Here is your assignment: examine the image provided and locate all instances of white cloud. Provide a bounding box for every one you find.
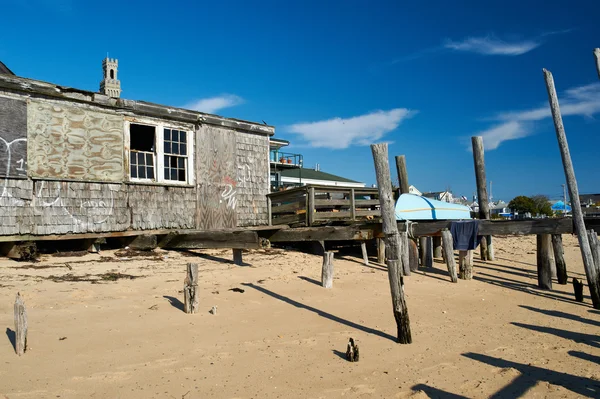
[287,109,415,149]
[476,82,600,150]
[183,94,244,114]
[444,36,540,56]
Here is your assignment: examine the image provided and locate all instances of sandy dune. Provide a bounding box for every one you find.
[1,235,599,398]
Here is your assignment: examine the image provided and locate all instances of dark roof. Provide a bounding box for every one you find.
[0,61,15,75]
[580,194,600,204]
[280,168,360,183]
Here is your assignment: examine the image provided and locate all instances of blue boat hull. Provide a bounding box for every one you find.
[395,194,472,220]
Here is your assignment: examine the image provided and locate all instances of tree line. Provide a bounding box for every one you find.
[508,195,554,217]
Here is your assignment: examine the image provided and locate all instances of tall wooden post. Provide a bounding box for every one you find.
[544,69,600,309]
[360,242,369,266]
[395,155,410,195]
[371,143,412,344]
[441,229,458,283]
[536,235,553,290]
[400,232,410,276]
[377,238,386,264]
[419,236,427,267]
[472,136,494,261]
[321,251,334,288]
[408,239,419,272]
[552,234,568,285]
[458,251,473,280]
[307,186,315,227]
[14,293,27,356]
[424,237,433,268]
[184,263,199,314]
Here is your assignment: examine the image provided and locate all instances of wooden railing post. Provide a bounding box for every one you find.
[350,188,356,220]
[308,186,315,227]
[267,196,272,226]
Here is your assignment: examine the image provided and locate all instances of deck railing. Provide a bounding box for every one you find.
[267,185,381,226]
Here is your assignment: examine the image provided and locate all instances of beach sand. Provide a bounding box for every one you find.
[1,235,599,398]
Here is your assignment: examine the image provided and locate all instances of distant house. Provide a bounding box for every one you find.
[279,168,365,188]
[580,193,600,217]
[422,190,453,203]
[269,138,302,191]
[490,201,511,218]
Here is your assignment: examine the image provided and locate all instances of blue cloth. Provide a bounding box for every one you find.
[450,220,482,251]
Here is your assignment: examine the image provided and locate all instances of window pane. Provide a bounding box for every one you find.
[180,143,187,156]
[172,129,179,141]
[138,165,145,179]
[171,156,178,167]
[178,157,184,168]
[138,152,146,165]
[165,141,171,154]
[148,166,154,179]
[164,129,171,141]
[178,168,186,181]
[172,143,179,154]
[180,132,186,144]
[164,167,170,180]
[171,169,177,181]
[130,164,137,178]
[146,153,154,166]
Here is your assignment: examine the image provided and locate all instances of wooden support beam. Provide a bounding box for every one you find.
[395,155,410,195]
[408,239,419,272]
[544,68,600,309]
[419,236,427,267]
[14,292,27,356]
[587,230,600,275]
[162,230,261,250]
[308,187,315,227]
[422,237,433,269]
[372,143,412,343]
[386,259,412,344]
[321,251,334,288]
[399,232,410,276]
[472,136,494,261]
[267,196,272,226]
[432,236,442,259]
[441,229,458,283]
[458,250,473,280]
[536,234,553,290]
[552,234,568,285]
[233,249,243,266]
[128,235,157,250]
[350,188,356,220]
[361,242,369,266]
[183,263,199,314]
[479,235,488,261]
[377,238,385,264]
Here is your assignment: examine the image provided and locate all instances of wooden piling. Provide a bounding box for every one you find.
[183,263,199,314]
[536,234,553,290]
[386,260,412,344]
[371,143,412,343]
[400,232,410,276]
[573,278,584,302]
[361,242,369,266]
[408,239,419,272]
[433,236,443,259]
[544,68,600,308]
[377,238,385,264]
[321,251,334,288]
[395,155,410,195]
[424,237,433,269]
[419,236,427,267]
[471,136,494,261]
[14,293,27,356]
[458,250,473,280]
[552,234,568,285]
[441,229,458,283]
[587,230,600,272]
[233,249,243,266]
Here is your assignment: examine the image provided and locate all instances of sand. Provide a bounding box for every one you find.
[0,235,599,398]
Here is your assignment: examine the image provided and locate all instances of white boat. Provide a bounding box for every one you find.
[395,194,472,220]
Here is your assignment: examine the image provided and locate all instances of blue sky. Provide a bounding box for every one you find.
[2,0,599,201]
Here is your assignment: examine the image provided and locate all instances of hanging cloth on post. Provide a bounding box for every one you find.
[450,220,482,251]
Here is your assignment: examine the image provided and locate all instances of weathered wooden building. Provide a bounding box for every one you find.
[0,59,273,240]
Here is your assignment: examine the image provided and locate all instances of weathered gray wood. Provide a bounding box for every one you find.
[14,292,27,355]
[424,237,433,269]
[408,239,419,272]
[360,242,369,266]
[371,144,412,343]
[594,48,600,80]
[472,136,494,261]
[441,229,458,283]
[386,260,412,344]
[399,232,411,276]
[544,68,600,309]
[267,225,374,242]
[183,263,199,314]
[536,234,553,290]
[308,187,315,227]
[419,236,427,267]
[321,251,334,288]
[233,249,243,266]
[587,231,600,283]
[552,234,568,285]
[433,236,442,259]
[163,230,261,249]
[350,188,356,220]
[267,196,272,226]
[0,97,27,178]
[573,278,584,302]
[458,250,473,280]
[377,238,385,264]
[395,155,410,195]
[128,235,157,250]
[479,235,488,261]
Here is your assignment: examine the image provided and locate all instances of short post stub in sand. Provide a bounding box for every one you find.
[360,242,369,266]
[424,237,433,269]
[536,234,553,290]
[408,239,419,272]
[14,292,28,355]
[233,249,243,266]
[433,236,443,259]
[552,234,568,285]
[184,263,199,314]
[458,250,473,280]
[441,229,458,283]
[573,278,584,302]
[419,237,427,267]
[321,251,334,288]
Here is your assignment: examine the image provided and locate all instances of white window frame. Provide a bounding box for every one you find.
[124,118,195,185]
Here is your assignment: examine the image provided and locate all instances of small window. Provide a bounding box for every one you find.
[130,124,156,180]
[110,69,115,79]
[164,128,188,182]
